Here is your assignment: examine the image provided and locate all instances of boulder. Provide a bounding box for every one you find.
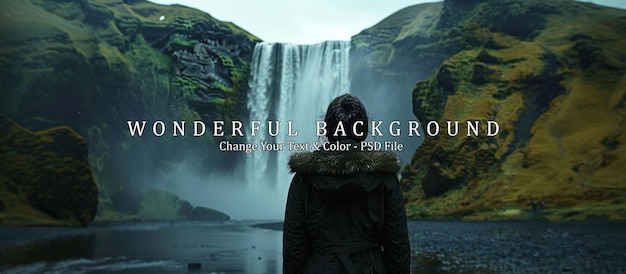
[137,189,192,220]
[0,115,98,226]
[190,206,230,221]
[135,189,229,221]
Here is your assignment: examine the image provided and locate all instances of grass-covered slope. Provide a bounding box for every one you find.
[0,0,259,221]
[356,0,626,221]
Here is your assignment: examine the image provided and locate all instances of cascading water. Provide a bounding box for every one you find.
[246,41,350,218]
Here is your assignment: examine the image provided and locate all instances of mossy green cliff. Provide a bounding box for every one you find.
[3,0,625,224]
[355,0,626,221]
[0,0,259,222]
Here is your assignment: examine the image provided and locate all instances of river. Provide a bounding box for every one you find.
[1,220,624,273]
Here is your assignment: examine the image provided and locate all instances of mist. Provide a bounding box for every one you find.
[109,132,290,220]
[107,40,351,220]
[106,38,424,221]
[351,74,425,164]
[155,157,290,220]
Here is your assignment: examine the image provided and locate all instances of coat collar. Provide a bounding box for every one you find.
[288,145,401,176]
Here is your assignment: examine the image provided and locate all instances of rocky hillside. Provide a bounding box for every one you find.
[355,0,626,221]
[0,0,259,221]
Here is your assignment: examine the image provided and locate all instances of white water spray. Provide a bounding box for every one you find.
[246,41,351,219]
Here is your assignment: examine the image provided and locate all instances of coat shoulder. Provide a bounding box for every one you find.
[288,150,401,176]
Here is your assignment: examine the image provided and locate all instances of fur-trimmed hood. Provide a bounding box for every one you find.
[288,149,401,176]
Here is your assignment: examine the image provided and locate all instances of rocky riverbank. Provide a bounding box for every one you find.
[254,219,626,273]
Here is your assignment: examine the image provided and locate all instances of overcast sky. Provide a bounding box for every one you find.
[148,0,626,44]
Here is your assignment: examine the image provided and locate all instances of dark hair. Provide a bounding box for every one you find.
[324,94,368,142]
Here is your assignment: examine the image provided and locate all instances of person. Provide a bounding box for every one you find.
[283,94,411,274]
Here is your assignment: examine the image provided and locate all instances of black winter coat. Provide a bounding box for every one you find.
[283,147,410,274]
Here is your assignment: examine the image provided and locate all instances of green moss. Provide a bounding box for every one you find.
[392,0,626,221]
[0,115,98,226]
[211,98,225,105]
[173,76,204,98]
[219,55,234,67]
[167,34,195,50]
[214,82,233,93]
[1,0,259,222]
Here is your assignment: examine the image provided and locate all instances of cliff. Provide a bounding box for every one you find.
[0,0,259,221]
[354,0,626,220]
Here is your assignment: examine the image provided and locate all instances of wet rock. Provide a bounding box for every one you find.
[187,262,201,269]
[137,189,196,221]
[190,206,230,221]
[178,200,194,218]
[209,252,221,261]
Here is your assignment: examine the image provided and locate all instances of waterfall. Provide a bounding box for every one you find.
[246,41,350,216]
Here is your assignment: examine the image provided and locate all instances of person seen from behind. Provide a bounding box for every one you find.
[283,94,411,273]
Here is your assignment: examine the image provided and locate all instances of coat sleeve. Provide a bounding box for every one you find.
[283,173,310,274]
[382,174,411,273]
